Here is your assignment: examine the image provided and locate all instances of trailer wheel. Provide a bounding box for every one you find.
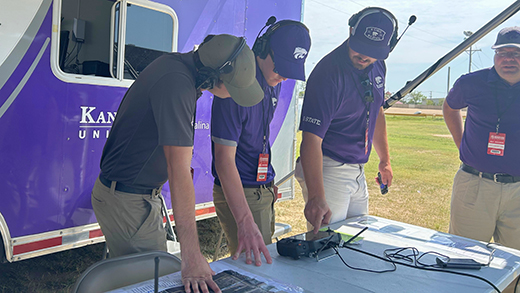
[0,234,6,263]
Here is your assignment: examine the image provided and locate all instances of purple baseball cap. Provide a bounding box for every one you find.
[491,27,520,49]
[349,9,396,60]
[269,22,311,81]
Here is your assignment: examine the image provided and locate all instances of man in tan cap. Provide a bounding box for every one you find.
[91,34,262,293]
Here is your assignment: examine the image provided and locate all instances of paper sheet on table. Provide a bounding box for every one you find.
[108,261,303,293]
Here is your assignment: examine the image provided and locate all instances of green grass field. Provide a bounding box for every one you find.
[276,115,460,237]
[0,115,461,292]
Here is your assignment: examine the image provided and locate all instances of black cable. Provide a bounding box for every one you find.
[485,243,498,267]
[514,274,519,293]
[64,41,78,66]
[332,246,397,273]
[75,42,83,65]
[341,245,501,293]
[384,247,447,268]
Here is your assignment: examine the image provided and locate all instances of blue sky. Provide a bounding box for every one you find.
[303,0,519,99]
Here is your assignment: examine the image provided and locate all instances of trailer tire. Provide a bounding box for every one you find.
[0,234,6,263]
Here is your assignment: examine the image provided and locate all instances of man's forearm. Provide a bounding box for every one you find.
[442,100,463,149]
[373,107,390,164]
[300,132,325,201]
[214,151,253,224]
[169,170,202,258]
[163,145,202,258]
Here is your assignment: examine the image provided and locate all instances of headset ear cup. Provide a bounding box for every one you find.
[259,38,269,59]
[389,33,398,52]
[196,66,219,90]
[348,13,359,28]
[389,22,399,52]
[252,37,262,56]
[253,36,268,59]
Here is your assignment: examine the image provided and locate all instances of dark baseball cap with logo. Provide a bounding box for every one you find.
[491,27,520,49]
[269,22,311,81]
[349,9,396,60]
[198,34,263,107]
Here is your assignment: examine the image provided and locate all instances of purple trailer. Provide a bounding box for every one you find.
[0,0,302,262]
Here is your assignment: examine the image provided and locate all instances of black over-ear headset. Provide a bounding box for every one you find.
[348,7,399,52]
[252,16,309,59]
[194,35,247,90]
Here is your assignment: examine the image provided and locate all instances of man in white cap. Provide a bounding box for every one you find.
[443,27,520,250]
[91,34,263,293]
[296,7,397,233]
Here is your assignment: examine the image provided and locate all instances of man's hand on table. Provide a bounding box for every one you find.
[304,197,332,234]
[181,252,221,293]
[234,216,273,266]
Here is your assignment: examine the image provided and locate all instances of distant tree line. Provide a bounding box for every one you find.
[300,86,445,106]
[385,90,444,106]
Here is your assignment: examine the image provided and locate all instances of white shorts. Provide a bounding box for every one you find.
[295,156,368,228]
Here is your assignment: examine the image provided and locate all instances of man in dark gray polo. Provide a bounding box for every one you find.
[92,34,263,293]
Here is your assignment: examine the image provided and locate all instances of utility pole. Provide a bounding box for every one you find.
[447,66,451,95]
[463,31,481,73]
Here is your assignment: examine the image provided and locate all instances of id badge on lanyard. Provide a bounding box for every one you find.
[488,89,515,157]
[257,96,271,181]
[256,153,269,181]
[487,132,505,156]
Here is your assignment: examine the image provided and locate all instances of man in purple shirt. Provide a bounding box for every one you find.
[211,20,311,265]
[296,7,396,233]
[443,27,520,250]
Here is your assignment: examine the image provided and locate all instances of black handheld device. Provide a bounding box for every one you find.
[277,230,341,260]
[436,257,483,270]
[377,172,388,195]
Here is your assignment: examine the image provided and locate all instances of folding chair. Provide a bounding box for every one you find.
[72,250,182,293]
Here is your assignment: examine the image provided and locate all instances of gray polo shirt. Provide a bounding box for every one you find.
[100,52,201,189]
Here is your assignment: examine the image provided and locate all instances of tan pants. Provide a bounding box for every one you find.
[91,178,167,257]
[213,184,275,255]
[449,168,520,250]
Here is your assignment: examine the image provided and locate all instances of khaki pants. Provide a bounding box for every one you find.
[449,168,520,250]
[213,184,275,255]
[91,178,167,257]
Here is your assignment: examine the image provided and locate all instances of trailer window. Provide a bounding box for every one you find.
[58,0,113,77]
[112,2,177,80]
[54,0,177,85]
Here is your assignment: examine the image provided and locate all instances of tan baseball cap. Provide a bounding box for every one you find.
[198,34,263,107]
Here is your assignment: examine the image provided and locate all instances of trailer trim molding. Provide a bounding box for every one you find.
[1,203,215,262]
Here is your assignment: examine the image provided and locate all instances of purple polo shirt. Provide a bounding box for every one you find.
[446,67,520,176]
[211,65,281,186]
[299,40,386,164]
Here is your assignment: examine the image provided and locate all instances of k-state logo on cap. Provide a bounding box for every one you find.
[364,27,386,42]
[293,47,308,59]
